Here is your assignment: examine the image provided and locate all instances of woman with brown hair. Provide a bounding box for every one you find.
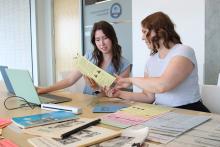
[105,12,209,112]
[38,21,131,95]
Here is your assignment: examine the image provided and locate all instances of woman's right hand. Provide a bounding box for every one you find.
[115,75,132,89]
[103,86,121,98]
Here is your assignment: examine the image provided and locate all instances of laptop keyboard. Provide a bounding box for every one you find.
[39,96,57,103]
[39,93,71,104]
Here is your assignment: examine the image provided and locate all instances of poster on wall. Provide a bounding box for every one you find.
[83,0,132,63]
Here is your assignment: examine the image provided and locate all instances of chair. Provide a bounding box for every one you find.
[217,73,220,86]
[200,84,220,114]
[60,71,85,93]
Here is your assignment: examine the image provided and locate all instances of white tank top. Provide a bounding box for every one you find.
[145,44,201,107]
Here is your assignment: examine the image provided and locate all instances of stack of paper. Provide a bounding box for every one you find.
[73,54,116,87]
[135,112,211,144]
[101,104,172,128]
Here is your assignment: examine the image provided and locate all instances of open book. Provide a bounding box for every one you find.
[23,118,101,138]
[73,54,116,87]
[28,126,120,147]
[91,126,149,147]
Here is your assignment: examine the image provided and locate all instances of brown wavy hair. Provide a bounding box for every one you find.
[91,21,122,72]
[141,12,182,55]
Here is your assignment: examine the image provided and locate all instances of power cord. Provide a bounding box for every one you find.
[4,95,37,110]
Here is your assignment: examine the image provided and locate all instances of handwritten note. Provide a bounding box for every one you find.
[73,54,116,87]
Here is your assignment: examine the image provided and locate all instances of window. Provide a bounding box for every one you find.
[0,0,33,80]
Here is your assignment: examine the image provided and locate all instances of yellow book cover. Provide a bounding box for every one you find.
[73,54,116,87]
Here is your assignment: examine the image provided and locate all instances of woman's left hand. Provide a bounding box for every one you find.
[115,75,132,89]
[83,76,99,90]
[103,86,120,98]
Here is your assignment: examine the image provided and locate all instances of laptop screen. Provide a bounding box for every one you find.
[0,66,15,94]
[5,69,41,105]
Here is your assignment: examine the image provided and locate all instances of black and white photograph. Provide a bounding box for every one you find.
[53,128,101,145]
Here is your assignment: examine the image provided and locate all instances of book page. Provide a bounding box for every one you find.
[73,54,116,87]
[0,139,18,147]
[23,118,99,138]
[28,126,120,147]
[91,126,149,147]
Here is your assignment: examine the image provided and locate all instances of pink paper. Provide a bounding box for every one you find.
[102,111,149,126]
[0,118,12,128]
[0,118,11,124]
[0,139,18,147]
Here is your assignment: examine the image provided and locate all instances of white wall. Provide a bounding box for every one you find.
[32,0,83,87]
[31,0,55,86]
[132,0,205,92]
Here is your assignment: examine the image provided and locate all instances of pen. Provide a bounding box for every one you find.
[132,143,141,147]
[61,118,101,139]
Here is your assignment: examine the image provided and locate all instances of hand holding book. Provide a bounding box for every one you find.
[83,76,100,90]
[73,54,116,87]
[114,74,132,89]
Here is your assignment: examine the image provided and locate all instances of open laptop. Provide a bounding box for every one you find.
[5,68,72,105]
[0,65,15,94]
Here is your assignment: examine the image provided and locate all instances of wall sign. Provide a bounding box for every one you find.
[110,3,122,18]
